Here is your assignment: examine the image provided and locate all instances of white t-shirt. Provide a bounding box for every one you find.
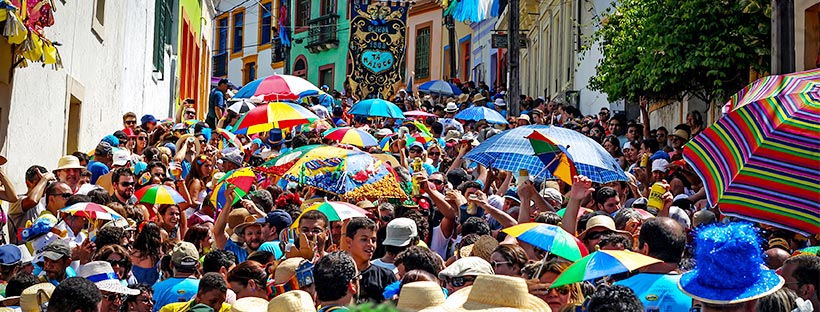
[371,258,398,274]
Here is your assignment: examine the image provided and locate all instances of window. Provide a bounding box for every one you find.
[293,55,307,78]
[319,64,334,90]
[231,9,245,57]
[216,14,228,54]
[152,0,172,75]
[259,1,273,50]
[296,0,310,27]
[242,55,259,84]
[65,76,84,154]
[91,0,106,39]
[415,27,430,79]
[321,0,335,16]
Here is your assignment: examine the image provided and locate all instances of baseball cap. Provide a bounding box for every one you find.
[409,142,424,151]
[112,149,130,166]
[95,141,113,156]
[41,239,71,261]
[171,241,200,268]
[383,218,418,247]
[141,114,158,124]
[220,148,243,167]
[256,210,293,231]
[113,131,128,143]
[652,158,669,172]
[0,245,21,266]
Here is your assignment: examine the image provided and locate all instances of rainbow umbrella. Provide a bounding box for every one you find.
[209,168,257,210]
[234,74,320,102]
[550,250,662,288]
[323,127,379,147]
[214,128,243,149]
[60,203,122,220]
[135,184,186,205]
[793,246,820,256]
[683,68,820,236]
[527,130,577,185]
[209,181,248,210]
[502,223,588,261]
[291,201,369,228]
[235,102,319,134]
[282,146,406,199]
[256,145,323,176]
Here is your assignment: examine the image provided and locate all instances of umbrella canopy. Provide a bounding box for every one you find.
[550,250,662,288]
[465,125,627,183]
[227,99,255,114]
[214,128,243,149]
[234,74,320,101]
[291,201,369,228]
[135,184,186,205]
[298,89,335,107]
[454,106,508,124]
[502,223,588,261]
[527,131,578,185]
[348,99,406,119]
[323,127,380,147]
[282,146,406,199]
[234,102,319,134]
[684,68,820,236]
[209,167,257,210]
[257,145,323,176]
[60,203,122,220]
[418,80,462,96]
[404,110,438,118]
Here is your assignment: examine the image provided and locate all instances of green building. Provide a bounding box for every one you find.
[289,1,350,91]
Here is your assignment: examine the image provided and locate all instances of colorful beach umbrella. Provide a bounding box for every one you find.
[227,99,255,114]
[793,246,820,256]
[234,74,320,102]
[454,106,508,124]
[527,131,577,185]
[348,99,406,119]
[257,145,323,176]
[209,167,257,210]
[235,102,319,134]
[550,250,662,288]
[502,223,588,261]
[322,127,380,147]
[683,68,820,236]
[214,128,243,149]
[291,201,369,228]
[135,184,186,205]
[404,110,438,118]
[418,80,462,96]
[60,203,122,220]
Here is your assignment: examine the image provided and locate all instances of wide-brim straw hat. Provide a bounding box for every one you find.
[577,215,631,240]
[231,296,270,312]
[267,290,316,312]
[274,257,306,284]
[397,281,446,311]
[19,283,54,312]
[54,155,84,171]
[423,275,549,312]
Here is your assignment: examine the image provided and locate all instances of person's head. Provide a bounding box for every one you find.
[298,210,328,242]
[602,135,621,156]
[227,260,267,299]
[184,223,213,254]
[598,107,610,121]
[41,240,72,282]
[763,247,791,269]
[217,78,230,92]
[313,251,358,305]
[257,210,293,242]
[124,284,153,312]
[656,126,669,144]
[598,232,634,251]
[123,112,138,130]
[24,165,48,188]
[753,288,797,312]
[45,181,72,210]
[394,246,444,278]
[383,217,419,256]
[133,221,162,258]
[686,111,703,128]
[112,167,136,199]
[490,244,528,277]
[594,186,620,214]
[458,181,482,198]
[586,285,643,312]
[637,217,686,263]
[607,118,623,135]
[781,255,820,302]
[4,272,38,305]
[47,277,102,312]
[627,123,643,141]
[92,245,131,281]
[202,249,237,279]
[94,142,114,167]
[198,272,228,310]
[158,204,181,228]
[345,217,377,263]
[438,257,493,293]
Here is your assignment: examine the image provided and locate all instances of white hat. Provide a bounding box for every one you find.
[517,114,530,123]
[54,155,84,171]
[377,128,393,137]
[78,261,139,295]
[17,245,33,264]
[438,257,494,279]
[652,158,669,172]
[445,102,459,113]
[112,149,131,166]
[396,281,446,311]
[494,98,507,107]
[383,218,418,247]
[539,188,563,204]
[622,141,633,150]
[232,297,269,312]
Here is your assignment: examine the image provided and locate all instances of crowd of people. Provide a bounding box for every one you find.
[0,79,815,312]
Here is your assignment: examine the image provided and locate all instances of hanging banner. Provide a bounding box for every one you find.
[348,2,408,100]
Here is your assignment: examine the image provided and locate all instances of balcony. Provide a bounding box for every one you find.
[212,52,228,77]
[306,14,339,53]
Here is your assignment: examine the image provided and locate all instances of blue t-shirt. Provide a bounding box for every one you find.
[258,240,284,260]
[87,161,109,184]
[224,239,248,263]
[613,273,691,312]
[152,277,199,312]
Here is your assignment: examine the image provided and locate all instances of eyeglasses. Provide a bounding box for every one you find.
[491,260,511,269]
[429,179,444,185]
[107,259,128,267]
[118,181,135,187]
[137,136,147,141]
[443,276,475,288]
[50,192,72,199]
[429,152,441,156]
[586,230,612,241]
[125,120,137,125]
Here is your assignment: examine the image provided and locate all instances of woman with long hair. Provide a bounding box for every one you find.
[227,261,269,299]
[602,135,625,169]
[157,204,187,240]
[129,221,162,285]
[522,260,585,312]
[185,154,213,208]
[133,129,148,155]
[94,244,136,285]
[183,223,213,257]
[490,244,529,277]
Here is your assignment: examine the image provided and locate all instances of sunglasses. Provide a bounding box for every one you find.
[550,284,571,295]
[586,230,612,241]
[409,148,423,153]
[443,276,475,288]
[118,181,135,187]
[429,179,444,185]
[429,152,441,156]
[107,259,128,267]
[125,120,137,125]
[185,111,196,115]
[105,293,125,302]
[137,136,147,141]
[50,192,72,199]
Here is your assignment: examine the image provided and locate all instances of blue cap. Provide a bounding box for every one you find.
[503,189,521,203]
[252,138,263,147]
[0,244,21,265]
[256,210,293,231]
[164,142,176,155]
[141,114,158,124]
[101,135,120,147]
[649,150,670,161]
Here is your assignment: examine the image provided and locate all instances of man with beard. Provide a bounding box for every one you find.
[213,189,263,263]
[255,210,293,259]
[111,167,137,206]
[38,239,75,285]
[53,155,85,194]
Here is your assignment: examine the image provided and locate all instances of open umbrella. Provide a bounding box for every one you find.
[550,250,662,288]
[214,128,243,149]
[418,80,462,96]
[234,102,319,134]
[323,127,380,147]
[502,223,588,262]
[256,145,323,176]
[684,68,820,236]
[209,168,257,210]
[454,106,508,124]
[291,201,369,228]
[466,125,627,183]
[135,184,186,205]
[527,131,577,185]
[349,99,406,119]
[404,110,437,118]
[60,203,122,220]
[227,99,255,114]
[234,74,320,102]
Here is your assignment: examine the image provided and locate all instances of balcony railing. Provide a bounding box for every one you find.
[306,14,339,53]
[212,52,228,77]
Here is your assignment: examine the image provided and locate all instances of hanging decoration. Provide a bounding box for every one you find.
[0,0,62,69]
[441,0,500,23]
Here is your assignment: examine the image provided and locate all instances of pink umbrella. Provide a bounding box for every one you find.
[234,74,320,102]
[404,110,437,118]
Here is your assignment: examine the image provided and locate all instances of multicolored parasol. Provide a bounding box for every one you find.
[209,167,257,210]
[683,68,820,236]
[348,99,406,119]
[550,250,662,288]
[135,184,186,205]
[527,130,577,185]
[234,74,320,102]
[60,203,122,220]
[404,110,438,118]
[234,102,320,134]
[502,223,588,261]
[256,145,323,176]
[322,127,380,147]
[214,128,243,149]
[291,201,369,228]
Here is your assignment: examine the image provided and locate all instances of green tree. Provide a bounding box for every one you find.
[589,0,770,104]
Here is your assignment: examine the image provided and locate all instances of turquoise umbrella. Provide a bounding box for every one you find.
[349,99,405,119]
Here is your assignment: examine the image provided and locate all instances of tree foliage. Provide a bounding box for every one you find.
[589,0,771,104]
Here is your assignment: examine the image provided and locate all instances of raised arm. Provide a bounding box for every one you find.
[418,172,456,238]
[213,184,236,249]
[19,171,54,211]
[471,190,517,228]
[561,176,594,235]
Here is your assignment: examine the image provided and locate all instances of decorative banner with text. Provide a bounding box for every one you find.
[348,2,408,100]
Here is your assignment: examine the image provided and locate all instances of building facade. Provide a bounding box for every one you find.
[469,17,500,90]
[406,0,444,90]
[288,0,350,91]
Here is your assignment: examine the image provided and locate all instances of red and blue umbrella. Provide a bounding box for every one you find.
[527,131,577,185]
[550,250,662,288]
[233,74,320,102]
[135,184,186,205]
[323,127,380,147]
[234,102,319,134]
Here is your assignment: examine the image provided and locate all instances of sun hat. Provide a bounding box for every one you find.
[494,98,507,107]
[112,149,131,167]
[443,130,462,142]
[54,155,84,171]
[356,200,376,210]
[463,235,498,262]
[227,208,251,236]
[383,218,418,247]
[189,303,215,312]
[267,290,316,312]
[437,274,550,312]
[472,94,487,103]
[377,128,394,137]
[577,215,631,240]
[622,141,633,151]
[517,114,530,124]
[438,257,494,279]
[78,261,140,295]
[0,244,21,266]
[678,222,784,304]
[233,215,262,237]
[445,102,459,113]
[274,257,307,285]
[231,297,269,312]
[41,239,70,261]
[693,210,717,228]
[669,129,690,141]
[220,147,244,167]
[175,134,201,156]
[652,158,669,172]
[206,172,226,190]
[503,189,521,204]
[396,281,446,311]
[457,94,469,103]
[19,283,54,312]
[539,188,563,204]
[170,241,200,269]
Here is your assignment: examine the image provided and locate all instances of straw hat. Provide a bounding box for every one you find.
[274,257,306,284]
[78,261,140,295]
[19,283,54,312]
[468,235,498,262]
[472,94,486,103]
[231,297,269,312]
[457,94,469,104]
[233,215,262,237]
[431,275,550,312]
[267,290,316,312]
[54,155,84,171]
[175,134,202,156]
[227,208,252,236]
[577,215,631,240]
[396,281,446,311]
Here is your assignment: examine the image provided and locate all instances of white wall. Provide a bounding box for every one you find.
[470,18,498,89]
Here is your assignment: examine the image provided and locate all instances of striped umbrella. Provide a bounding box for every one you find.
[214,128,243,149]
[404,110,437,118]
[550,250,662,288]
[135,184,186,205]
[234,102,319,134]
[527,131,577,185]
[683,68,820,236]
[257,145,323,176]
[502,223,588,261]
[60,203,122,220]
[454,106,508,124]
[323,127,379,147]
[234,74,320,102]
[290,201,369,228]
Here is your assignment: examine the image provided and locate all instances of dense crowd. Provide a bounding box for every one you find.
[0,79,815,312]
